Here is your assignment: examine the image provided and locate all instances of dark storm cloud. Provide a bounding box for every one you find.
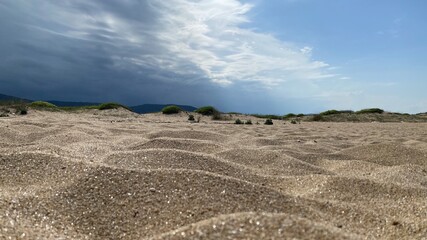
[0,0,213,105]
[0,0,333,112]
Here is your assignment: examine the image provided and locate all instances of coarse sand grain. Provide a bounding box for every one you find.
[1,110,426,239]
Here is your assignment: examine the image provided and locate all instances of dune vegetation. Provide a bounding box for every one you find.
[1,102,427,239]
[161,105,182,114]
[194,106,219,116]
[30,101,58,109]
[2,99,427,122]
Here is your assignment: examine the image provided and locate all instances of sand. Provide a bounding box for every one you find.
[0,109,426,239]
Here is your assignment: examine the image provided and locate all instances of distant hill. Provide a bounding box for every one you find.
[47,101,198,113]
[46,100,101,107]
[0,93,198,114]
[130,104,197,114]
[48,101,197,113]
[0,93,31,102]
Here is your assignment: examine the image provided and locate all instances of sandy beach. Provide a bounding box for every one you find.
[1,109,426,239]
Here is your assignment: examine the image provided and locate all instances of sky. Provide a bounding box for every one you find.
[1,0,426,114]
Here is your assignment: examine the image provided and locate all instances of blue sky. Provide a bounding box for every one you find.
[1,0,426,113]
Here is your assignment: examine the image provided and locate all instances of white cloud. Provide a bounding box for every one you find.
[6,0,335,87]
[300,46,312,55]
[150,0,334,86]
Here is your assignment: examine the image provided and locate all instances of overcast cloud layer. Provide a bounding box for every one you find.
[0,0,339,113]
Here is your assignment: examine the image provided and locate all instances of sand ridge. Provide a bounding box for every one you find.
[1,109,426,239]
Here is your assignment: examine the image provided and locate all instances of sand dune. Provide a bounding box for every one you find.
[1,110,426,239]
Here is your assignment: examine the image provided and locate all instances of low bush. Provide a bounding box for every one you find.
[338,110,354,114]
[320,110,354,115]
[297,114,305,117]
[283,113,296,119]
[195,106,218,116]
[245,120,252,125]
[0,102,28,115]
[264,119,273,125]
[290,120,297,124]
[356,108,384,114]
[320,110,340,115]
[235,119,243,124]
[161,105,182,114]
[188,114,195,121]
[30,101,57,109]
[98,102,131,111]
[16,106,28,115]
[211,112,231,121]
[253,114,282,120]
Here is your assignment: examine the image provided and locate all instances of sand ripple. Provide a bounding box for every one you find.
[1,111,426,239]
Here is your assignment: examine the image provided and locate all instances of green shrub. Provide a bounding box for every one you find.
[245,120,252,125]
[211,112,231,121]
[320,110,339,115]
[30,101,57,109]
[264,119,273,125]
[283,113,296,119]
[235,119,243,124]
[312,114,323,122]
[98,102,131,111]
[297,114,305,117]
[356,108,384,114]
[16,106,28,115]
[188,114,195,121]
[161,105,182,114]
[338,110,354,114]
[290,120,297,124]
[195,106,218,116]
[320,110,355,115]
[253,114,282,120]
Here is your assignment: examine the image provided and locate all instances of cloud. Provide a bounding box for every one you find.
[0,0,335,110]
[149,0,334,86]
[377,17,403,38]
